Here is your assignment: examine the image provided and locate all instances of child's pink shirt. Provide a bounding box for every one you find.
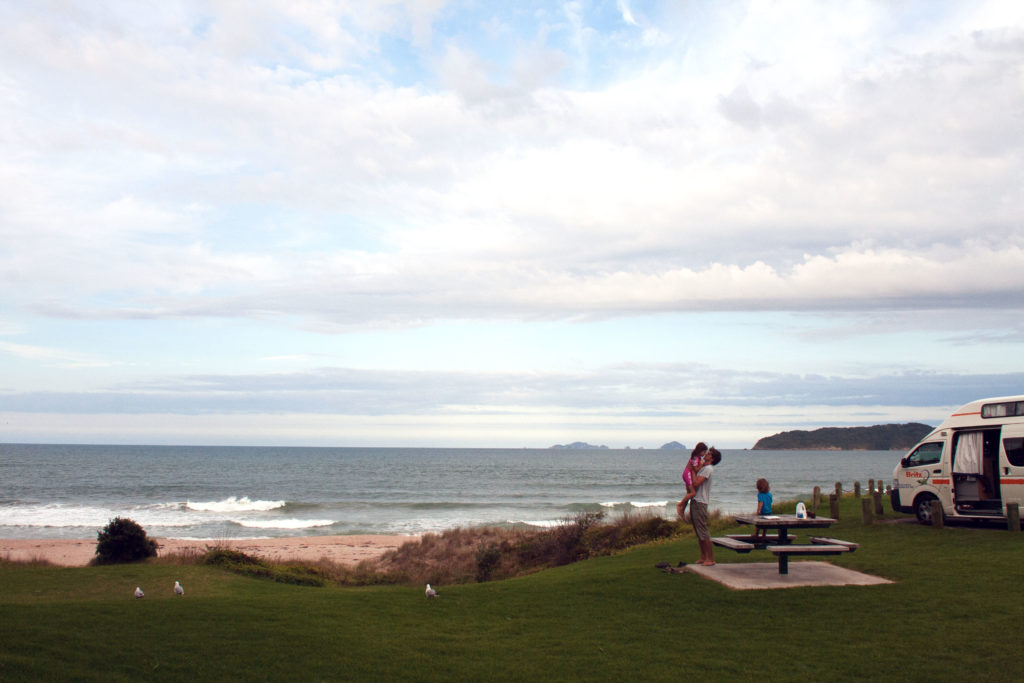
[682,454,702,486]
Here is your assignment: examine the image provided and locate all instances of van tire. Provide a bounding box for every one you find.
[914,494,939,524]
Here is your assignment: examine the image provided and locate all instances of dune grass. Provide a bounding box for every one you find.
[2,495,1024,680]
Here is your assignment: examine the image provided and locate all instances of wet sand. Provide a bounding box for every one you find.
[0,535,416,567]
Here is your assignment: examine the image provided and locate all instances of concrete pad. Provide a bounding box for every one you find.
[683,561,893,590]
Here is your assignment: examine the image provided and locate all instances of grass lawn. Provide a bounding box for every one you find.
[3,496,1023,681]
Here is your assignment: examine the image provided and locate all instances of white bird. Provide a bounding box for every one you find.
[174,581,184,596]
[425,583,438,598]
[134,586,144,599]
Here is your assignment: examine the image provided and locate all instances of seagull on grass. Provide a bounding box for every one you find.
[425,583,438,598]
[134,587,144,599]
[174,581,184,596]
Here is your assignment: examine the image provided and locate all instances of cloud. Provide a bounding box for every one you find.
[0,341,108,368]
[3,363,1021,417]
[22,240,1022,329]
[3,3,1020,285]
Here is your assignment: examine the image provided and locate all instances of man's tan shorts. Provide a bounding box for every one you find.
[690,501,709,540]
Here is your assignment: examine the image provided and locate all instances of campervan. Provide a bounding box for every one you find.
[891,395,1024,524]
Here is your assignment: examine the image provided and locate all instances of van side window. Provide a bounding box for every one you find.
[1005,438,1024,467]
[905,442,943,467]
[982,401,1024,418]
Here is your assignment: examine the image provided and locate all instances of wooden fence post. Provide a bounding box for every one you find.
[872,490,883,515]
[868,478,875,493]
[829,493,840,520]
[861,498,873,525]
[1007,503,1020,532]
[835,482,842,497]
[854,481,861,497]
[812,486,821,511]
[930,499,944,528]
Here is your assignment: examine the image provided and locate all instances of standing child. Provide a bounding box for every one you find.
[676,442,708,518]
[755,478,773,539]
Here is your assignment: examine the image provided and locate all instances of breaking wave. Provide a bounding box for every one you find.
[186,497,286,513]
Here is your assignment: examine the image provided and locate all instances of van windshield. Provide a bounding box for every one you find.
[905,442,943,467]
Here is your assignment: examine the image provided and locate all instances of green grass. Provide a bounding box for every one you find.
[3,496,1024,681]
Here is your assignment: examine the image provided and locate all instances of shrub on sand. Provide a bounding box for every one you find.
[93,517,158,565]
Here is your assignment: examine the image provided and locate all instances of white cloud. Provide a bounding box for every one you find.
[0,341,107,368]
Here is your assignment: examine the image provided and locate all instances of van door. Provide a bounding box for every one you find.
[896,440,946,521]
[999,425,1024,513]
[952,428,1002,514]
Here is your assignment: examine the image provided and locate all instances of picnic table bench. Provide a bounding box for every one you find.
[767,543,854,574]
[711,537,755,552]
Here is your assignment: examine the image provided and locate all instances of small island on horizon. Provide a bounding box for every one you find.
[549,441,688,450]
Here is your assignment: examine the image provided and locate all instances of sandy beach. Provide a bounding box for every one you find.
[0,535,417,567]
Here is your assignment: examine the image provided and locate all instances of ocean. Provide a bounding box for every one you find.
[0,444,900,540]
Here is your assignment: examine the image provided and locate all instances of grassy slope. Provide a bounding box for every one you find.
[3,498,1024,681]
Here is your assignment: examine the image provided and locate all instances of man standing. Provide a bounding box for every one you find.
[691,447,722,566]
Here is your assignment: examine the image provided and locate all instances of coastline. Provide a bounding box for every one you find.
[0,535,417,567]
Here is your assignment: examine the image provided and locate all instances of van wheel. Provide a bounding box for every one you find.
[914,494,939,524]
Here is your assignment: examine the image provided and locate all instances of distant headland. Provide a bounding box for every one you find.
[752,423,933,450]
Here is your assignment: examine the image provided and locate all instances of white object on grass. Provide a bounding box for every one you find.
[134,586,144,599]
[425,583,438,598]
[174,581,184,596]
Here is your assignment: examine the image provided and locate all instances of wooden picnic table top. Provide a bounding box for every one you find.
[732,514,836,529]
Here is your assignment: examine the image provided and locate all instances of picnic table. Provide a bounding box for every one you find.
[712,514,857,574]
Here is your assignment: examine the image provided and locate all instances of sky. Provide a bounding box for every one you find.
[1,0,1023,449]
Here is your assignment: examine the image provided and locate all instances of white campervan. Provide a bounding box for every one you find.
[891,395,1024,524]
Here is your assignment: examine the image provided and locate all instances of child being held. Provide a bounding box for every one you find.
[755,478,773,538]
[676,442,708,518]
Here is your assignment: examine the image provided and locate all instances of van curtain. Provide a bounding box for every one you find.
[954,432,983,474]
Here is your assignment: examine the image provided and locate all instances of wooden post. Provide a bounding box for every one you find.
[829,493,840,520]
[812,486,821,511]
[1007,503,1020,532]
[868,478,875,493]
[854,481,861,497]
[872,490,883,515]
[930,499,944,528]
[835,482,842,497]
[877,479,885,494]
[861,497,873,524]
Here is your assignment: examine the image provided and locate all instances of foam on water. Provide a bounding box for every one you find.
[230,518,336,529]
[1,502,197,529]
[186,497,286,512]
[512,519,563,528]
[600,500,669,508]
